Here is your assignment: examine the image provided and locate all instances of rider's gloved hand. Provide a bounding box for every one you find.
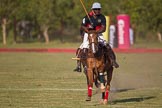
[89,24,93,29]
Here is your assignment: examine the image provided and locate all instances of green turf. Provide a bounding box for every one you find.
[0,40,162,49]
[0,52,162,108]
[0,40,81,49]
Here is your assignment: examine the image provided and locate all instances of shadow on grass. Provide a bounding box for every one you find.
[111,96,155,104]
[111,88,135,93]
[87,96,155,107]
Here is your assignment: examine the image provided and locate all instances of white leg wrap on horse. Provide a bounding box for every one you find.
[99,73,104,75]
[100,83,105,90]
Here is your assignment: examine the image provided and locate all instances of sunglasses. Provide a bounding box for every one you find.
[93,8,101,10]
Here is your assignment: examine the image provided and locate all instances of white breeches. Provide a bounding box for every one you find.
[79,33,107,49]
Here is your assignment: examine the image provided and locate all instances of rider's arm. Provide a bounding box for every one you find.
[96,15,106,33]
[81,15,92,33]
[81,25,89,33]
[96,25,106,33]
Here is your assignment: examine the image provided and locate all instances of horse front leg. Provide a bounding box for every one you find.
[86,68,93,101]
[98,72,106,104]
[103,67,113,104]
[99,72,105,92]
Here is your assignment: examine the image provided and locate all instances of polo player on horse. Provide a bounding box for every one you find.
[73,2,119,72]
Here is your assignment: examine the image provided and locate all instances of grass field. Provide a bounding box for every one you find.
[0,39,162,49]
[0,52,162,108]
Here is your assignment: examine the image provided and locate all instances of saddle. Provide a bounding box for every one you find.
[77,43,109,62]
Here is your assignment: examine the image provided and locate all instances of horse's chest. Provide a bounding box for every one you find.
[87,58,104,68]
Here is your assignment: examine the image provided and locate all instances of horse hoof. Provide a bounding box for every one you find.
[101,88,105,93]
[85,96,91,101]
[100,83,105,92]
[99,99,104,104]
[103,99,108,105]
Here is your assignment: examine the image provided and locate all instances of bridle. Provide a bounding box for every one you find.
[88,33,98,54]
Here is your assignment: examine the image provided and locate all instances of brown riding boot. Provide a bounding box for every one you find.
[105,44,119,68]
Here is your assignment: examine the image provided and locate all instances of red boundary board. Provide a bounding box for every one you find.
[0,48,162,53]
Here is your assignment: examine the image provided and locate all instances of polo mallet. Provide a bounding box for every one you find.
[79,0,93,26]
[72,0,93,60]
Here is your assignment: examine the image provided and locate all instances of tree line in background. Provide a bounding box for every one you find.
[0,0,162,45]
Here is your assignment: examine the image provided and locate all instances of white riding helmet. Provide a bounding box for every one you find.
[91,2,101,9]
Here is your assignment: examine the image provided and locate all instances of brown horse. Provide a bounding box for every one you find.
[79,31,114,104]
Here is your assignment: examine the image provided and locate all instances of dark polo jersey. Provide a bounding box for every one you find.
[81,14,106,30]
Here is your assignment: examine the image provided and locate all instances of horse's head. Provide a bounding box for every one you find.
[88,31,98,54]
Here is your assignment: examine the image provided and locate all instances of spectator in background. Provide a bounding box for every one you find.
[129,26,134,45]
[109,24,116,48]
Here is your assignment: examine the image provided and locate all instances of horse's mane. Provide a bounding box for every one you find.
[94,43,104,57]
